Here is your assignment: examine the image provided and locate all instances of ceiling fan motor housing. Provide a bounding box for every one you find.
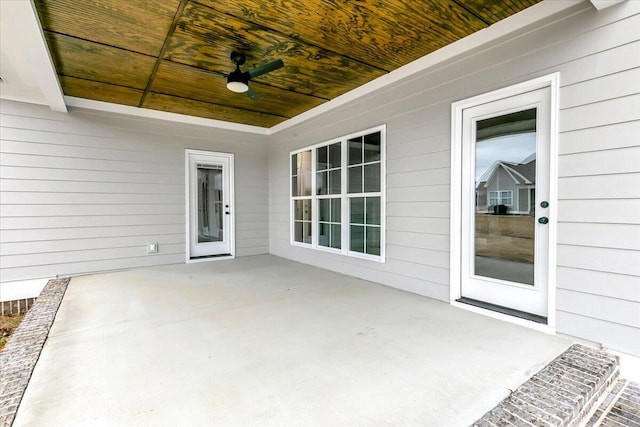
[230,51,246,66]
[227,65,250,92]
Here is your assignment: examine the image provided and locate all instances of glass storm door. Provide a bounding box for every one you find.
[187,151,233,259]
[460,87,551,319]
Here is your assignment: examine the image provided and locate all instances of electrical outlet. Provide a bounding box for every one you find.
[147,242,158,253]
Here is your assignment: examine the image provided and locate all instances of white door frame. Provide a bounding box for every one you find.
[185,149,235,262]
[449,74,559,331]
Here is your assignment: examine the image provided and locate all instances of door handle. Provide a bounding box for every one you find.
[538,217,549,224]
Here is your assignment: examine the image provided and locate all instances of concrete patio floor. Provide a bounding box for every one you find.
[13,255,572,426]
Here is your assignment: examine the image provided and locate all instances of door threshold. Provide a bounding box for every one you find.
[187,254,233,263]
[456,297,547,324]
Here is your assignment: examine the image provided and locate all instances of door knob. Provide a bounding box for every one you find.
[538,217,549,224]
[540,201,549,208]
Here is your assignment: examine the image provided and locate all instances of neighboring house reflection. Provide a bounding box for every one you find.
[476,153,536,215]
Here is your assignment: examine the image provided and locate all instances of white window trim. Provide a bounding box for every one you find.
[502,190,512,206]
[488,191,499,206]
[450,73,559,331]
[290,125,386,262]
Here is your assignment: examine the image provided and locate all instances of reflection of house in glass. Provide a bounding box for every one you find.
[476,153,535,215]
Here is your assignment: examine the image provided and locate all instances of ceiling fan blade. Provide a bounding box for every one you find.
[246,86,260,101]
[248,59,284,79]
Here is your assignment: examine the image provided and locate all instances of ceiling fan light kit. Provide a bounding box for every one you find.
[226,51,284,99]
[226,80,249,93]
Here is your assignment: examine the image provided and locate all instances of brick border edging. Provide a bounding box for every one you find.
[0,278,70,427]
[473,343,620,426]
[585,379,640,425]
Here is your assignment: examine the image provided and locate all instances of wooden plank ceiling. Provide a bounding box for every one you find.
[35,0,541,128]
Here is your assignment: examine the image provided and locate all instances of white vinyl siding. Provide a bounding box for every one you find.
[553,6,640,354]
[269,2,640,355]
[0,100,268,286]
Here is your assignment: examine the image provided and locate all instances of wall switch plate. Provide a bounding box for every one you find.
[147,242,158,253]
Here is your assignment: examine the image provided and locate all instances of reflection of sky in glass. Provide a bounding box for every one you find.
[476,133,536,181]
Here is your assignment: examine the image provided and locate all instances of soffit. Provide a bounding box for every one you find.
[34,0,542,128]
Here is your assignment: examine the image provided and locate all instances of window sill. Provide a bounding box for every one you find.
[290,241,385,263]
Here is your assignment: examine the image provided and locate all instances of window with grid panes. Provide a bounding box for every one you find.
[291,150,312,244]
[290,126,385,261]
[489,190,513,206]
[347,132,382,256]
[317,142,342,249]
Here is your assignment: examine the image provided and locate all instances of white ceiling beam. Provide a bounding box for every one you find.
[590,0,626,11]
[0,0,66,112]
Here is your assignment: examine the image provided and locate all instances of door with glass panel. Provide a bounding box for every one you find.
[187,151,233,259]
[460,87,551,320]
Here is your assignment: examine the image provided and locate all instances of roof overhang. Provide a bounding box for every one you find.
[0,0,66,112]
[1,0,601,134]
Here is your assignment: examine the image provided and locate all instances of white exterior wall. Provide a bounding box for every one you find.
[269,2,640,355]
[0,100,268,296]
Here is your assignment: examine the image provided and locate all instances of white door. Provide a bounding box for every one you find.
[459,86,551,320]
[187,150,234,259]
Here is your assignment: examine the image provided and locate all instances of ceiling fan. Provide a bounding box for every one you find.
[226,51,284,100]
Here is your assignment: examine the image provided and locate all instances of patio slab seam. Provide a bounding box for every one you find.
[0,277,70,427]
